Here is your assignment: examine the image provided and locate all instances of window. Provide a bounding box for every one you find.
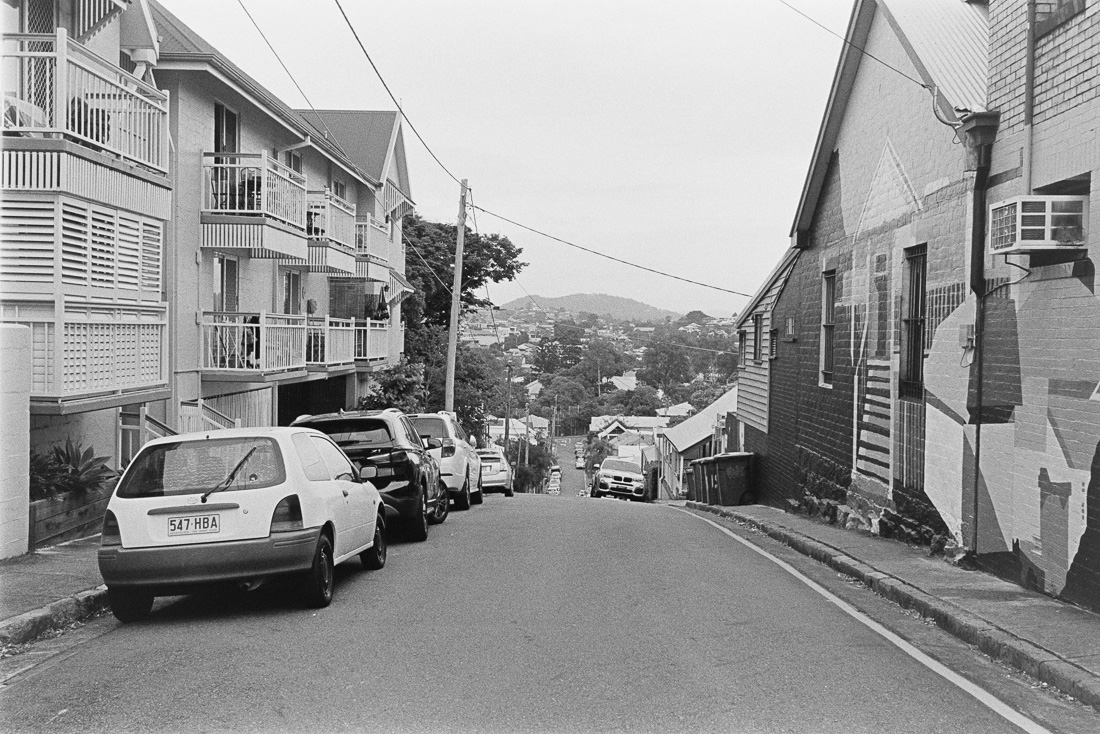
[213,103,239,154]
[820,270,836,384]
[737,331,747,367]
[752,314,763,361]
[292,433,329,481]
[332,178,347,201]
[900,245,927,400]
[213,254,238,312]
[284,150,302,174]
[282,269,302,315]
[311,436,357,481]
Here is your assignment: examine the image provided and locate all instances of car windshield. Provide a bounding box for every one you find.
[117,437,285,498]
[303,419,391,446]
[410,416,447,440]
[601,459,641,474]
[477,450,504,460]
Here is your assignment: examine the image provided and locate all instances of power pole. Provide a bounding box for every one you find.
[523,401,530,466]
[503,363,512,448]
[444,178,468,412]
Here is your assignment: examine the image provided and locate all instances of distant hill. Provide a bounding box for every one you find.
[499,293,681,323]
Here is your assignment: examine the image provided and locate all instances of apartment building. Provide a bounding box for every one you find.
[149,1,411,434]
[1,0,171,461]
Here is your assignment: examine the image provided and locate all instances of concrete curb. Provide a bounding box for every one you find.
[0,586,109,648]
[686,501,1100,711]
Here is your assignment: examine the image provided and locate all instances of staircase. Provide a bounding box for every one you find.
[855,359,891,484]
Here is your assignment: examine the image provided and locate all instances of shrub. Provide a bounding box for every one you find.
[28,439,117,501]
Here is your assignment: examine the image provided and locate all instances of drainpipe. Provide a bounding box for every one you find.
[1022,0,1036,193]
[959,111,1000,554]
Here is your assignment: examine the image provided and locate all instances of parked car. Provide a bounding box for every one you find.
[409,412,482,510]
[477,447,514,497]
[591,457,646,501]
[574,457,585,470]
[98,427,386,622]
[292,409,447,541]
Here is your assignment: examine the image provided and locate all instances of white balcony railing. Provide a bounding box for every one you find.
[355,216,392,264]
[307,189,356,251]
[200,311,306,373]
[2,28,169,172]
[306,316,356,367]
[355,319,390,361]
[4,308,167,398]
[201,152,307,230]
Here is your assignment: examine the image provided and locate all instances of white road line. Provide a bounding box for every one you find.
[677,509,1052,734]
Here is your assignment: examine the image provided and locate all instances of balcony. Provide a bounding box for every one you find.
[355,319,390,363]
[355,216,393,266]
[2,303,169,413]
[200,152,307,260]
[306,316,356,369]
[199,311,307,380]
[2,28,169,173]
[305,190,356,275]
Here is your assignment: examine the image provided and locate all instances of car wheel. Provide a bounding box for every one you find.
[107,587,154,623]
[361,515,387,570]
[591,489,602,499]
[303,533,335,608]
[471,471,484,505]
[454,476,471,511]
[429,481,449,524]
[407,486,429,542]
[504,482,514,498]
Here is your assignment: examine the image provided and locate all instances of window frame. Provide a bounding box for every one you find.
[213,253,239,312]
[737,330,747,367]
[282,268,302,315]
[820,269,837,386]
[752,314,763,362]
[899,244,928,401]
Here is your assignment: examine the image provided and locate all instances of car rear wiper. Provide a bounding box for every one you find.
[201,447,257,502]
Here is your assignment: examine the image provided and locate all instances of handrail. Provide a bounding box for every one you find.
[201,152,307,229]
[200,311,306,372]
[2,28,169,172]
[307,189,356,251]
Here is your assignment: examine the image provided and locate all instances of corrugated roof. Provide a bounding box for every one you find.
[880,0,989,112]
[660,386,738,453]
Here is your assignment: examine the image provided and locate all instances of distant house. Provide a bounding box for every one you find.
[609,370,638,391]
[525,380,543,399]
[590,415,670,440]
[656,386,738,499]
[656,402,694,418]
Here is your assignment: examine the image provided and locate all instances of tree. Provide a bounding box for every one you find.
[565,337,634,394]
[678,310,711,325]
[356,358,426,413]
[533,338,562,373]
[638,336,692,394]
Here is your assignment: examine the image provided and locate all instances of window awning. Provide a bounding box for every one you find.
[388,271,415,304]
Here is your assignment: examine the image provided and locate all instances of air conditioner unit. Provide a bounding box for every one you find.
[988,195,1089,255]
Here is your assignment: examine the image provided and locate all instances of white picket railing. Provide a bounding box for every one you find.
[200,311,306,373]
[2,28,169,172]
[179,398,242,433]
[355,320,390,361]
[306,316,356,366]
[307,189,356,251]
[355,217,392,263]
[201,152,307,230]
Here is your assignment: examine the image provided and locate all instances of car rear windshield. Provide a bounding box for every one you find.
[477,450,504,460]
[601,459,641,474]
[303,419,392,447]
[117,437,285,498]
[410,416,447,440]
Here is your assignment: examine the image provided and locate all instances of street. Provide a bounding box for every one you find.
[3,487,1098,734]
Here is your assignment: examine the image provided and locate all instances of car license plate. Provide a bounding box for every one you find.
[167,514,220,536]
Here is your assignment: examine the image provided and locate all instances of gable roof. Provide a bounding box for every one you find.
[296,110,413,201]
[789,0,988,245]
[149,0,380,188]
[735,248,800,330]
[661,385,738,453]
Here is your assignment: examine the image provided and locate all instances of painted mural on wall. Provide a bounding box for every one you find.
[924,259,1100,609]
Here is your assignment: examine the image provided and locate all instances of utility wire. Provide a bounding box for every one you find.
[403,235,453,296]
[236,0,351,159]
[331,0,462,185]
[470,204,754,298]
[774,0,928,90]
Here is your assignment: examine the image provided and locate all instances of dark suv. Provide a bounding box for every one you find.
[292,409,447,541]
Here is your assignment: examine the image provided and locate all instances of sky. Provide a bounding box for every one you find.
[157,0,855,318]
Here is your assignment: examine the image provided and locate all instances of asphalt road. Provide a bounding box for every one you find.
[3,448,1098,733]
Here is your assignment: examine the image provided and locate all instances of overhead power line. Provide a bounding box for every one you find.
[470,204,754,298]
[331,0,461,185]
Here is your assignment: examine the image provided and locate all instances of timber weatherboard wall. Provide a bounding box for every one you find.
[736,258,796,434]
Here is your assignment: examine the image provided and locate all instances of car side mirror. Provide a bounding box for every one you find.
[359,465,378,481]
[425,438,443,450]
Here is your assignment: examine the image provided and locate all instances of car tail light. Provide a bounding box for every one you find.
[441,439,456,458]
[270,495,304,533]
[101,510,121,546]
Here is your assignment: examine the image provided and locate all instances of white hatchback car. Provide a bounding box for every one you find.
[98,427,386,622]
[476,447,514,497]
[409,412,482,510]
